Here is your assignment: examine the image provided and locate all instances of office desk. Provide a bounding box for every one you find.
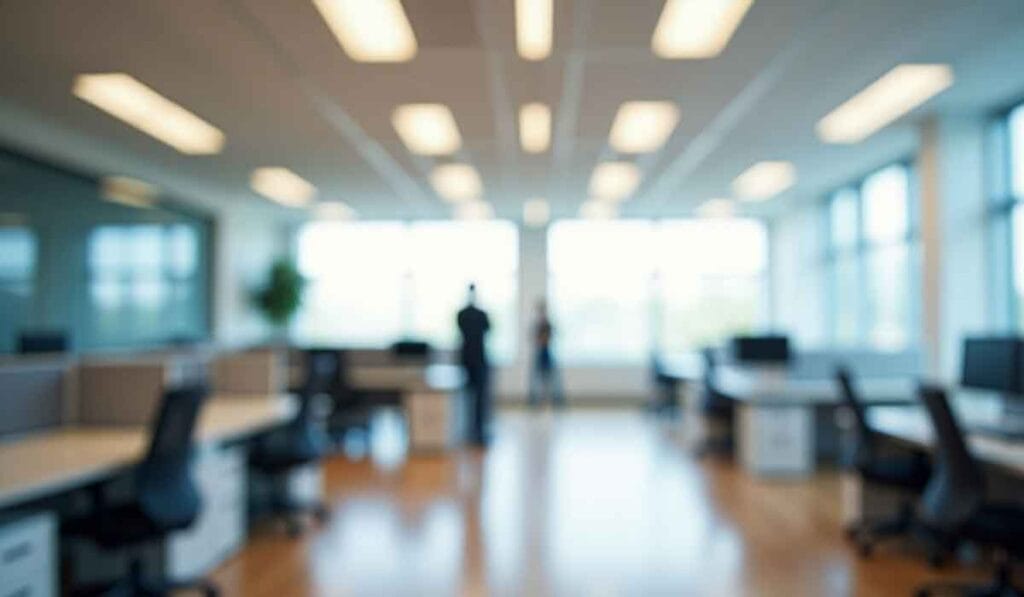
[713,366,914,478]
[349,362,463,393]
[0,394,294,510]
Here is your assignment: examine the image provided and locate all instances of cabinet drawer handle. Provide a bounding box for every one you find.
[2,540,31,563]
[5,585,31,597]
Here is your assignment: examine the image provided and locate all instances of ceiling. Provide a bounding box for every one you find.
[0,0,1023,221]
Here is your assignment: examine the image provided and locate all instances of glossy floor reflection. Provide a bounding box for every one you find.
[211,409,977,596]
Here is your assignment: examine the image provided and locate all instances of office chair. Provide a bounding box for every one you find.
[391,340,432,360]
[63,386,217,597]
[250,349,334,536]
[698,348,735,456]
[649,353,680,415]
[17,330,69,354]
[915,385,1024,597]
[325,349,374,440]
[835,367,931,556]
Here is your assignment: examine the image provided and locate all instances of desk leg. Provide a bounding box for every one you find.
[738,404,813,477]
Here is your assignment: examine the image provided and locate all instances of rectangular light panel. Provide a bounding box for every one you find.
[313,0,418,62]
[652,0,754,59]
[455,201,494,221]
[732,161,795,201]
[817,64,954,144]
[519,102,551,153]
[523,198,550,227]
[609,101,680,153]
[696,198,735,218]
[392,104,462,155]
[73,73,225,155]
[101,176,158,209]
[251,168,317,207]
[589,162,641,202]
[516,0,553,60]
[431,163,483,202]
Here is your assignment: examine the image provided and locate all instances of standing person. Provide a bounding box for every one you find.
[529,299,565,408]
[458,284,491,446]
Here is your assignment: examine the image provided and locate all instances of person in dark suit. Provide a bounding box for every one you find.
[457,284,491,445]
[529,299,564,408]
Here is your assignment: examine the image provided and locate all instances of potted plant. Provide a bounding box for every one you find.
[253,258,305,338]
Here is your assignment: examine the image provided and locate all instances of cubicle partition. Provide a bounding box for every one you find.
[0,356,76,436]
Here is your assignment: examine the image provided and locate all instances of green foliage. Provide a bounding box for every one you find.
[254,259,305,327]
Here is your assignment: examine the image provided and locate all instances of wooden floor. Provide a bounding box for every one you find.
[210,409,984,596]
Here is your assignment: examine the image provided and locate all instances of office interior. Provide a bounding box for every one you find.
[3,0,1024,595]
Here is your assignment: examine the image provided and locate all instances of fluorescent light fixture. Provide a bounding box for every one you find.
[100,176,158,209]
[455,201,494,221]
[696,198,735,218]
[816,64,954,143]
[609,101,680,153]
[652,0,754,59]
[312,0,418,62]
[589,161,641,202]
[519,102,551,153]
[522,198,550,227]
[72,73,225,155]
[732,161,795,201]
[392,104,462,155]
[315,201,356,220]
[579,200,617,220]
[250,167,317,207]
[516,0,553,60]
[431,163,483,203]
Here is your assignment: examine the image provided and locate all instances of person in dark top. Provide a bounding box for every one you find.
[529,299,564,408]
[457,284,491,445]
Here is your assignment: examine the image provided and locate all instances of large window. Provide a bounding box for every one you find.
[825,164,917,349]
[296,221,518,360]
[548,219,768,363]
[88,224,204,346]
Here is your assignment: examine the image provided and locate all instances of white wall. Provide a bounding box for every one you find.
[212,206,291,348]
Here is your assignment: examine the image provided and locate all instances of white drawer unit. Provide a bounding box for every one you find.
[0,513,56,597]
[738,404,813,477]
[404,389,461,451]
[168,445,248,580]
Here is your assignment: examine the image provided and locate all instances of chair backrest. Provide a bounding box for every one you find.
[136,385,207,531]
[701,347,732,410]
[835,367,875,469]
[17,331,69,354]
[282,349,334,459]
[918,385,986,532]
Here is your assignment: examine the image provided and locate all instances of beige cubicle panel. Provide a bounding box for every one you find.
[212,348,286,395]
[77,354,208,426]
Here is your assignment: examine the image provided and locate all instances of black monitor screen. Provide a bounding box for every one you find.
[731,335,791,363]
[961,337,1023,395]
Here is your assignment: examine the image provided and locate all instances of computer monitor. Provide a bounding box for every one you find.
[730,335,791,364]
[17,331,70,354]
[960,336,1024,395]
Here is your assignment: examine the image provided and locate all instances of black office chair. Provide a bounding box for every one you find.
[18,330,70,354]
[915,385,1024,597]
[250,349,334,535]
[836,367,931,556]
[698,348,735,455]
[323,349,373,440]
[63,386,217,597]
[648,353,680,415]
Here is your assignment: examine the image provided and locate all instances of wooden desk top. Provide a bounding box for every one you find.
[868,393,1024,476]
[350,363,463,392]
[0,394,293,510]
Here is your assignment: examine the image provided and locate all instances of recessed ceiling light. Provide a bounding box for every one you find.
[696,198,735,218]
[579,200,617,220]
[392,104,462,155]
[431,163,483,203]
[732,161,795,201]
[652,0,754,59]
[312,0,418,63]
[72,73,225,155]
[520,102,551,153]
[516,0,553,61]
[455,201,494,221]
[315,201,357,220]
[251,167,317,207]
[609,101,680,153]
[100,176,158,209]
[816,64,954,144]
[523,198,550,227]
[589,162,641,202]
